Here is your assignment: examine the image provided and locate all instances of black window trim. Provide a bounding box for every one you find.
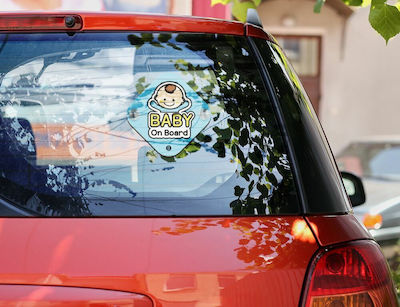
[246,36,307,214]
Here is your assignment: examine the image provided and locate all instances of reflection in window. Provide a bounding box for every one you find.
[0,33,299,216]
[164,274,196,292]
[275,36,319,77]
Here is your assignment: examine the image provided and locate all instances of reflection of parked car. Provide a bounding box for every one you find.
[0,11,397,306]
[337,136,400,241]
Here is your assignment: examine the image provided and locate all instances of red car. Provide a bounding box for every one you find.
[0,11,396,306]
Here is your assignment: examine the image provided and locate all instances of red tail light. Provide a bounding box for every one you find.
[0,15,82,31]
[303,240,398,307]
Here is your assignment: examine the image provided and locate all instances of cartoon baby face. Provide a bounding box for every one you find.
[154,83,185,109]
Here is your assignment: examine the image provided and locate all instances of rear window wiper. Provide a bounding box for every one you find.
[0,195,36,217]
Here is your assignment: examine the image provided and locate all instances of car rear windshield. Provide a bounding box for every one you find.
[0,32,299,216]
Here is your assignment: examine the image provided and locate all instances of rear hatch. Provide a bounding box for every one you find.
[0,217,318,306]
[0,24,317,306]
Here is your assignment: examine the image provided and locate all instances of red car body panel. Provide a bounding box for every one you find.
[81,13,244,35]
[306,214,372,246]
[0,217,319,306]
[0,285,153,306]
[0,12,276,43]
[0,12,376,306]
[0,12,244,36]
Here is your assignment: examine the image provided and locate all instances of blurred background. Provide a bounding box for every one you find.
[3,0,400,285]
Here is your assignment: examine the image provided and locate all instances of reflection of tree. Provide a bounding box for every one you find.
[0,32,298,216]
[128,33,298,215]
[0,100,135,216]
[153,218,316,269]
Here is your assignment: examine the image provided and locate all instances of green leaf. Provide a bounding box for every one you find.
[240,163,253,181]
[232,0,257,22]
[212,141,226,158]
[158,33,172,43]
[342,0,363,6]
[145,150,157,163]
[239,128,249,146]
[249,146,263,165]
[257,183,269,197]
[150,41,163,48]
[201,84,215,92]
[314,0,326,13]
[187,80,199,91]
[369,1,400,43]
[248,180,255,192]
[196,133,212,143]
[230,199,242,214]
[213,126,232,142]
[228,118,242,131]
[160,156,175,162]
[361,0,371,6]
[127,34,144,48]
[176,150,188,159]
[185,142,201,153]
[136,84,145,94]
[167,42,182,51]
[234,185,245,197]
[237,147,247,165]
[231,143,237,157]
[266,172,278,186]
[211,0,232,5]
[141,33,154,42]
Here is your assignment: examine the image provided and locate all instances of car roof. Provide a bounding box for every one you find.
[0,11,275,41]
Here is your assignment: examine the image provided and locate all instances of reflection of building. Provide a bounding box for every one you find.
[104,0,169,13]
[0,0,103,10]
[144,273,246,307]
[104,0,230,18]
[170,0,231,19]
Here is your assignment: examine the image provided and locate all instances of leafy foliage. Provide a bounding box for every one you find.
[212,0,260,21]
[313,0,326,13]
[212,0,400,42]
[0,32,297,216]
[152,218,308,270]
[127,32,298,215]
[369,0,400,43]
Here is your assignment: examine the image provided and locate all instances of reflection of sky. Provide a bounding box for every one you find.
[105,0,168,13]
[0,32,289,217]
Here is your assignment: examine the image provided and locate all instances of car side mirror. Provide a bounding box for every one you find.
[341,171,366,207]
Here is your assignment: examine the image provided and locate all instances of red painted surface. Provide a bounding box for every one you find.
[0,285,152,306]
[245,24,277,43]
[306,214,372,247]
[0,11,371,306]
[192,0,230,19]
[0,12,244,35]
[0,15,82,31]
[0,217,317,306]
[0,12,277,44]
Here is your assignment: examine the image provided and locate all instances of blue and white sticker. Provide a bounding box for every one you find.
[128,77,211,157]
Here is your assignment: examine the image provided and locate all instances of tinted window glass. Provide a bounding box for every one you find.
[254,38,350,213]
[0,33,299,216]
